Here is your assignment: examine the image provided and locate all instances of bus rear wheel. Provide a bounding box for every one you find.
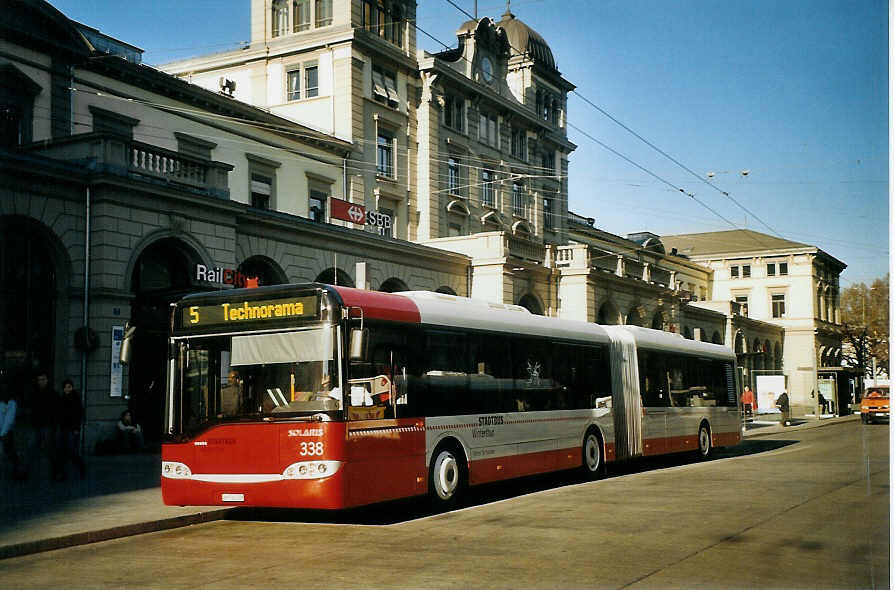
[697,423,712,459]
[582,430,603,478]
[429,443,466,508]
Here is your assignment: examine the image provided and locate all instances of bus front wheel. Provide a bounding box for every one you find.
[582,430,603,478]
[429,443,466,507]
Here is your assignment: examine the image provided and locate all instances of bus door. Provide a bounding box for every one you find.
[345,324,426,505]
[637,349,669,455]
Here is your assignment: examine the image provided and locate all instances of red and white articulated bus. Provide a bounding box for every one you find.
[160,283,742,509]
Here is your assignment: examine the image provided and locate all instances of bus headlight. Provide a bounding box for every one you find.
[162,461,192,479]
[283,461,341,480]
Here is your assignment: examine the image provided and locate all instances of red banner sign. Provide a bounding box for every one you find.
[330,197,366,225]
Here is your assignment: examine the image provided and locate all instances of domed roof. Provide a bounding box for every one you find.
[497,10,556,71]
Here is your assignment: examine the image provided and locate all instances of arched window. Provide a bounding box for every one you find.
[379,277,409,293]
[626,308,643,327]
[0,216,59,393]
[752,338,763,371]
[315,268,355,287]
[238,256,287,287]
[651,311,664,330]
[598,301,620,325]
[272,0,289,36]
[517,294,543,315]
[712,331,723,345]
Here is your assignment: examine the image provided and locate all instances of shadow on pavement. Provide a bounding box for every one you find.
[0,452,162,535]
[227,438,799,527]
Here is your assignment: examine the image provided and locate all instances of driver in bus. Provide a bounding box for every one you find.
[220,369,241,416]
[319,374,343,403]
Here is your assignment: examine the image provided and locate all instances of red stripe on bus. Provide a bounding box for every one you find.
[331,286,421,323]
[469,447,584,484]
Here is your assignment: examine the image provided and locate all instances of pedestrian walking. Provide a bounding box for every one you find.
[776,391,791,426]
[56,378,86,480]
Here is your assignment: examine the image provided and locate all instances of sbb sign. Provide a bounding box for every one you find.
[330,197,391,230]
[366,209,391,231]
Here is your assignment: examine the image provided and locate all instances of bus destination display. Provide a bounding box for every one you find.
[181,295,318,328]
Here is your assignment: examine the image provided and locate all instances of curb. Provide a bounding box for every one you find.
[0,508,233,560]
[743,414,859,438]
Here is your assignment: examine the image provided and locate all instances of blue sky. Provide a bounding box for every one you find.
[48,0,888,285]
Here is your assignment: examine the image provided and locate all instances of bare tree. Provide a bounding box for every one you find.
[840,274,889,378]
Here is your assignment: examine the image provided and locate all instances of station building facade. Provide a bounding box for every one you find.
[662,230,847,415]
[0,0,467,449]
[0,1,844,450]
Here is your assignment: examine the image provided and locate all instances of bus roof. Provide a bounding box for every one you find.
[394,290,613,345]
[613,325,735,361]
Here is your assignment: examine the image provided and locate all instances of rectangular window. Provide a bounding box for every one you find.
[383,71,398,104]
[372,68,387,101]
[742,264,751,278]
[541,151,555,175]
[481,169,495,207]
[272,0,288,37]
[362,0,374,30]
[767,263,776,276]
[478,112,497,146]
[511,129,526,159]
[391,6,403,48]
[779,262,788,275]
[512,183,525,217]
[730,266,739,279]
[376,0,386,36]
[448,157,461,196]
[315,0,332,26]
[376,131,394,178]
[287,69,301,101]
[293,0,310,31]
[308,188,327,222]
[372,66,398,105]
[444,96,464,132]
[251,173,272,210]
[304,65,318,97]
[735,295,749,317]
[543,197,554,229]
[772,294,786,318]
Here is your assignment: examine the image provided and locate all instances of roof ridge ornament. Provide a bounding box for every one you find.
[503,0,514,18]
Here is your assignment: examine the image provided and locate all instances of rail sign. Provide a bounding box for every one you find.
[330,197,366,225]
[330,197,392,231]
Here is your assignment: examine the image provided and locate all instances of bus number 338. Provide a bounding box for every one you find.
[299,442,324,456]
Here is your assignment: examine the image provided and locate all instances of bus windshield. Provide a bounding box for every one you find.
[167,327,342,439]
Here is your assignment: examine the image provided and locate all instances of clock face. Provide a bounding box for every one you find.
[481,56,494,83]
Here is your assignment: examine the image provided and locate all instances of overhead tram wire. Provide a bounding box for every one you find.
[434,1,778,242]
[569,90,784,238]
[565,121,739,230]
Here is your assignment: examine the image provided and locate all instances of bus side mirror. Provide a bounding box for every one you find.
[349,328,368,361]
[119,324,136,365]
